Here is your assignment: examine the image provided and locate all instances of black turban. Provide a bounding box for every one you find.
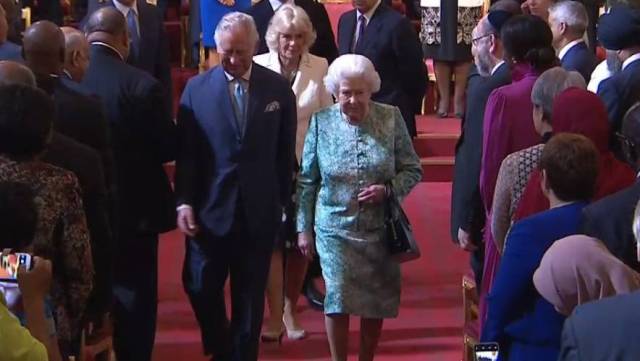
[598,5,640,50]
[488,10,514,34]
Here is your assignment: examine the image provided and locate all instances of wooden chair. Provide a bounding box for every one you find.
[21,6,31,28]
[462,273,480,361]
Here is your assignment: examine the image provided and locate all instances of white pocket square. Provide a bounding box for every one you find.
[264,101,280,112]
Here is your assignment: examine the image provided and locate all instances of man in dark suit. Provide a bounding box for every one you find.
[84,0,172,107]
[337,0,426,137]
[581,103,640,271]
[548,1,597,83]
[0,3,21,61]
[176,12,296,361]
[61,26,91,83]
[596,5,640,154]
[451,9,514,288]
[82,8,177,361]
[246,0,338,63]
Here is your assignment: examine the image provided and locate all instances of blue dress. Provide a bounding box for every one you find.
[481,202,588,361]
[200,0,251,47]
[296,102,422,318]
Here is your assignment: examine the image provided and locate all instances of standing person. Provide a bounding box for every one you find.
[246,0,338,63]
[420,0,482,118]
[296,54,422,361]
[253,4,333,342]
[548,1,597,82]
[478,14,557,326]
[82,7,177,361]
[451,6,516,289]
[60,27,91,84]
[197,0,251,67]
[176,12,297,361]
[0,3,21,61]
[336,0,427,137]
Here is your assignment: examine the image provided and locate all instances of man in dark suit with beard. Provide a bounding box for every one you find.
[450,6,516,288]
[336,0,426,137]
[246,0,338,63]
[82,8,177,361]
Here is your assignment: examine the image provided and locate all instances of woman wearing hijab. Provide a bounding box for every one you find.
[481,133,599,361]
[478,14,557,327]
[513,87,636,223]
[534,235,640,316]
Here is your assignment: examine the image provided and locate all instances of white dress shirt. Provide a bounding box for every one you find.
[113,0,140,35]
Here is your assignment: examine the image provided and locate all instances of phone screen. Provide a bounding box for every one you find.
[475,342,499,361]
[0,253,32,281]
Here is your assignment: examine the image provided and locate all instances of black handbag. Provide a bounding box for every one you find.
[384,184,421,263]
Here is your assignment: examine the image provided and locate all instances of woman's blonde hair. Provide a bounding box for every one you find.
[265,4,316,53]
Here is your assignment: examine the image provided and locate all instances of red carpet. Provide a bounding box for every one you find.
[154,182,468,361]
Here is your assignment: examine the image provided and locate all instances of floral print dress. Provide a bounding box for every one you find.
[296,102,422,318]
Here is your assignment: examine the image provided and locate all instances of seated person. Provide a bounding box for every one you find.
[482,133,599,361]
[534,234,640,316]
[0,181,61,361]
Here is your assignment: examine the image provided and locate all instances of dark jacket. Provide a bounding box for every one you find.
[560,41,597,83]
[337,3,427,136]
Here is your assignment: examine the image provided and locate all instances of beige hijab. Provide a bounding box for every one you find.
[533,235,640,316]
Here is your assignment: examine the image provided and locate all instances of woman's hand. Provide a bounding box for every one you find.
[298,231,316,260]
[357,184,387,204]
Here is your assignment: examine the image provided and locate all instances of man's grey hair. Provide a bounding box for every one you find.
[324,54,381,96]
[213,12,259,50]
[531,67,587,121]
[0,61,37,87]
[549,1,589,37]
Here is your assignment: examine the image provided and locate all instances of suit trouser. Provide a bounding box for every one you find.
[112,233,159,361]
[183,209,273,361]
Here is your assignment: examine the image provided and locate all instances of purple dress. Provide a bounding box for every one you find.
[478,63,542,330]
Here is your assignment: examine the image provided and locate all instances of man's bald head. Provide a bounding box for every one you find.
[0,61,37,87]
[84,7,129,60]
[23,21,65,75]
[61,27,90,82]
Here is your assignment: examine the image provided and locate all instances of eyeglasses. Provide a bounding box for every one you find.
[471,32,494,45]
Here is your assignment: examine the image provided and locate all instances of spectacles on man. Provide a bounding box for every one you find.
[471,33,494,45]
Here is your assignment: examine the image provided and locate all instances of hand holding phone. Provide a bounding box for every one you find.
[17,256,52,299]
[0,252,33,282]
[474,342,499,361]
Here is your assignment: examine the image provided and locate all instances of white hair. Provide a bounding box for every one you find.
[324,54,381,96]
[213,12,259,49]
[549,1,589,37]
[531,67,587,121]
[265,4,316,53]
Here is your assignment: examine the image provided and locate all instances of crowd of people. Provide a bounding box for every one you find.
[1,0,640,361]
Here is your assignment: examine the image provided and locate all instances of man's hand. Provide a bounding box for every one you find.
[457,228,478,252]
[177,207,199,237]
[298,231,316,260]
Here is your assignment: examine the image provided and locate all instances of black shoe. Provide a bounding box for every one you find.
[303,282,325,311]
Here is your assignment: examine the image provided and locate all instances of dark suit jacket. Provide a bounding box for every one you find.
[175,64,296,241]
[581,180,640,271]
[42,132,112,319]
[561,41,597,83]
[84,0,172,106]
[337,3,427,136]
[451,62,511,244]
[559,291,640,361]
[81,43,176,235]
[246,0,338,64]
[23,0,63,24]
[482,202,588,361]
[0,41,22,62]
[597,59,640,154]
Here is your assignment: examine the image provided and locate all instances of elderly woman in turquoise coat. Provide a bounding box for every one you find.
[296,54,422,361]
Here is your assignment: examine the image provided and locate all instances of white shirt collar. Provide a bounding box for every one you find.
[268,0,294,11]
[113,0,138,16]
[356,0,381,22]
[558,39,584,61]
[91,41,125,61]
[491,60,505,76]
[62,69,73,79]
[623,53,640,71]
[224,64,253,83]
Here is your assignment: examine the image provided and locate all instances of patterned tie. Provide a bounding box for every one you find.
[126,9,140,59]
[355,14,367,50]
[233,79,246,135]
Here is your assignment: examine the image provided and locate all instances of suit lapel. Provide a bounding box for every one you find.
[137,3,152,60]
[210,67,241,138]
[338,11,356,54]
[292,54,311,98]
[245,64,262,141]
